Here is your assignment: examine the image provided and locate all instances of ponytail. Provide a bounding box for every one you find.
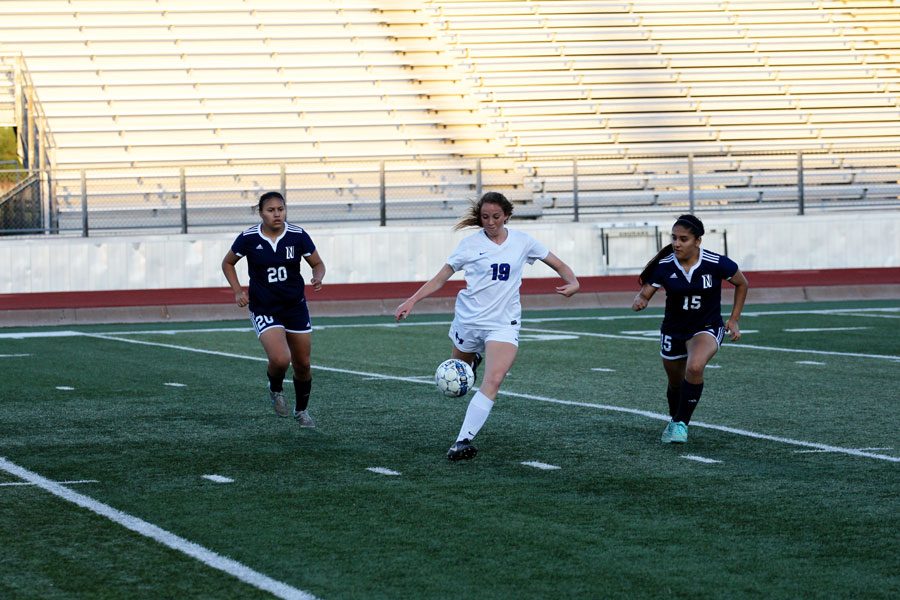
[455,191,514,231]
[639,244,673,285]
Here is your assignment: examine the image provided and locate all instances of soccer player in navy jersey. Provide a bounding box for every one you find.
[222,191,326,428]
[395,192,580,461]
[632,214,749,444]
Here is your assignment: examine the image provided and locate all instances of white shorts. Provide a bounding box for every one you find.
[448,318,519,353]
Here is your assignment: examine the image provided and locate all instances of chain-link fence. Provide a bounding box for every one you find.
[1,148,898,236]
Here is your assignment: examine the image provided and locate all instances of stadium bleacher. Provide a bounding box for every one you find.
[0,0,898,231]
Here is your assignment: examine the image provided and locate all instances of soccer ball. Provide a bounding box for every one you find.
[434,358,475,398]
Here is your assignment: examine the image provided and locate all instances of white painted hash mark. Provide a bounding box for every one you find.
[56,386,75,390]
[0,458,318,600]
[0,479,98,487]
[591,367,616,372]
[0,353,30,358]
[164,382,187,387]
[202,474,234,484]
[681,455,722,464]
[796,361,826,366]
[795,447,893,454]
[367,467,401,476]
[521,461,561,470]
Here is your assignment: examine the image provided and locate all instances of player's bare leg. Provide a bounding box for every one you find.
[448,341,518,461]
[286,331,315,427]
[259,327,291,417]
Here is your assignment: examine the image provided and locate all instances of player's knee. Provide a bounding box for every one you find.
[685,362,705,381]
[293,361,311,378]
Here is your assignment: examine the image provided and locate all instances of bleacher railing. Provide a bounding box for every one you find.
[1,147,898,236]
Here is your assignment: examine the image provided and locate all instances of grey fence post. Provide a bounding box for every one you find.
[797,150,805,216]
[280,163,286,200]
[475,158,482,198]
[572,158,580,222]
[379,161,386,227]
[688,153,695,213]
[80,170,88,237]
[179,167,187,233]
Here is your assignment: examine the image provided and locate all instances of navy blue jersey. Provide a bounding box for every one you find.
[231,223,316,313]
[648,248,739,335]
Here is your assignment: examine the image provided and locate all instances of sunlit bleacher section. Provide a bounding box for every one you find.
[427,0,900,213]
[0,0,532,231]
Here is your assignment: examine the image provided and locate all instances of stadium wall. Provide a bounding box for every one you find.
[0,212,897,325]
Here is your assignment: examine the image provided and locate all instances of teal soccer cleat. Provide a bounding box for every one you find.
[661,421,688,444]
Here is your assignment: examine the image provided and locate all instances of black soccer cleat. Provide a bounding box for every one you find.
[471,352,483,383]
[447,438,478,461]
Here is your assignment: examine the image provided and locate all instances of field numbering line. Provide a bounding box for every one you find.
[0,458,318,600]
[85,333,900,464]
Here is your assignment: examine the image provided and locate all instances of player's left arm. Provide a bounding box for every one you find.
[304,250,326,291]
[725,269,749,341]
[540,252,580,297]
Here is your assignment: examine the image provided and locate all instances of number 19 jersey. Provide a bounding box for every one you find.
[231,223,316,313]
[447,228,549,329]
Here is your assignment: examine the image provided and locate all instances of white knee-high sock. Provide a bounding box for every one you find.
[456,391,494,442]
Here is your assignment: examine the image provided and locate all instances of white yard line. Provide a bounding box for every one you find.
[85,334,900,463]
[0,458,317,600]
[201,474,234,483]
[0,478,98,487]
[784,327,870,332]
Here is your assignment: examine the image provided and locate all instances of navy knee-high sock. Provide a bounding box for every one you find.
[267,370,284,393]
[674,380,704,424]
[666,384,680,419]
[294,377,311,412]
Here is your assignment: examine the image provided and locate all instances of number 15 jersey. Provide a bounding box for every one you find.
[647,248,738,335]
[231,223,316,313]
[447,228,549,329]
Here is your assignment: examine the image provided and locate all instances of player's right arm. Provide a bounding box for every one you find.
[394,264,455,321]
[222,250,249,308]
[632,283,657,311]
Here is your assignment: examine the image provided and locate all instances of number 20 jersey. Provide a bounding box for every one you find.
[447,228,549,329]
[647,248,738,335]
[231,223,316,313]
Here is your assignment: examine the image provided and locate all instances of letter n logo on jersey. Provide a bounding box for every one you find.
[286,246,294,259]
[702,274,712,289]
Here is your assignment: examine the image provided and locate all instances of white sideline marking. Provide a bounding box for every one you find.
[591,367,616,372]
[520,326,900,362]
[681,455,722,464]
[84,334,900,463]
[367,467,401,476]
[202,474,234,484]
[164,382,187,387]
[0,330,82,339]
[0,457,317,600]
[0,478,98,487]
[521,461,561,470]
[56,386,75,391]
[795,447,892,454]
[0,353,31,358]
[796,361,826,366]
[785,327,870,332]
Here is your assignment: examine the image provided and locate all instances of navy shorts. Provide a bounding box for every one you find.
[250,302,312,337]
[659,325,724,360]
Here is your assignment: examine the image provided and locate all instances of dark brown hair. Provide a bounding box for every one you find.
[454,191,514,230]
[638,214,705,285]
[258,191,285,211]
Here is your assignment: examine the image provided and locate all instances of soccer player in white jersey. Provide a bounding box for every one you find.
[222,191,326,428]
[632,214,749,444]
[395,192,580,461]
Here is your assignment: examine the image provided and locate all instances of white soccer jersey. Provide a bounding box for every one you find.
[446,228,549,329]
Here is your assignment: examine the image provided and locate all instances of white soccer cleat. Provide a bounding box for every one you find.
[268,386,290,417]
[294,409,316,428]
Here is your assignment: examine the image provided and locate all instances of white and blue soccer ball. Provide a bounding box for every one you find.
[434,358,475,398]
